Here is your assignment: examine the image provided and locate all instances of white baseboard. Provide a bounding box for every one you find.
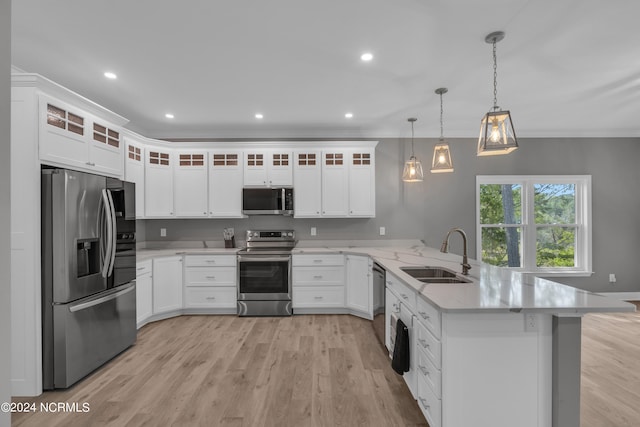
[597,292,640,301]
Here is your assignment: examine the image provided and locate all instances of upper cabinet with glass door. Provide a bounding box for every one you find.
[243,149,293,187]
[38,94,124,178]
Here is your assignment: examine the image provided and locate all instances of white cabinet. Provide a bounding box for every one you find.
[183,255,237,310]
[124,137,145,218]
[348,149,376,217]
[39,94,124,178]
[345,254,373,319]
[136,260,153,327]
[152,256,183,314]
[144,148,174,217]
[292,254,345,309]
[244,149,293,187]
[321,150,349,217]
[293,150,322,217]
[209,150,243,217]
[174,150,208,217]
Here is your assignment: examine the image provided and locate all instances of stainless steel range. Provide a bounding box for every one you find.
[237,229,296,316]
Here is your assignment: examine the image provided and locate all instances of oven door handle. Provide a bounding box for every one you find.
[238,255,291,263]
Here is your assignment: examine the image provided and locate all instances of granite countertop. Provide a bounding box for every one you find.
[137,240,636,315]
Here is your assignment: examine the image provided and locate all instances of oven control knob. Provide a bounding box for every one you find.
[287,232,293,237]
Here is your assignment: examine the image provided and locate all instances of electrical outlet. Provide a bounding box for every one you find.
[379,226,386,236]
[310,227,317,236]
[609,273,617,283]
[524,313,537,332]
[160,228,167,237]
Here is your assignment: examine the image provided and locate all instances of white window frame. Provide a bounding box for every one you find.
[476,175,592,277]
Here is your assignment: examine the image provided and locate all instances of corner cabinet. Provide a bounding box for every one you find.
[345,254,373,319]
[39,94,124,178]
[124,137,146,218]
[144,148,175,217]
[136,260,153,328]
[152,256,183,315]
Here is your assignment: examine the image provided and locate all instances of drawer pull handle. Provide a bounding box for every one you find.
[206,297,216,300]
[313,259,323,263]
[137,267,145,271]
[418,397,429,410]
[418,338,429,348]
[419,311,429,319]
[385,280,392,285]
[313,275,323,279]
[205,276,216,279]
[314,296,324,300]
[418,365,429,376]
[401,293,409,300]
[206,260,216,263]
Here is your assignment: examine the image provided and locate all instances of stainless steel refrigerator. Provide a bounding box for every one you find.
[41,168,137,389]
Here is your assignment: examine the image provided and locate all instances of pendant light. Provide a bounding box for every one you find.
[431,88,454,173]
[402,118,424,182]
[477,31,518,156]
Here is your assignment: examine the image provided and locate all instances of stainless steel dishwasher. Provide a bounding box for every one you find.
[372,262,386,347]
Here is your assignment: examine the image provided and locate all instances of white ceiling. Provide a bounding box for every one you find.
[11,0,640,139]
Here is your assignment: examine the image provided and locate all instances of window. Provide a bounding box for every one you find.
[476,175,592,276]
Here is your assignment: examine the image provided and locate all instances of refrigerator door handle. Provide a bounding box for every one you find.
[100,189,114,278]
[68,283,135,313]
[106,189,117,277]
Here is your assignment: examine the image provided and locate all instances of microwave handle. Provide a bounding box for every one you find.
[281,188,285,211]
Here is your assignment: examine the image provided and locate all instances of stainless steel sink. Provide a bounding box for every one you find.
[400,266,472,284]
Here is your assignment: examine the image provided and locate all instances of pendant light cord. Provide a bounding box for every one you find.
[492,39,499,110]
[439,92,444,139]
[411,120,415,157]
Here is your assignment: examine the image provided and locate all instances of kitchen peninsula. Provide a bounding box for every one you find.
[135,240,634,427]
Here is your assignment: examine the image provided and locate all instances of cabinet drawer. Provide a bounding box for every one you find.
[416,345,442,399]
[136,260,152,277]
[184,287,236,308]
[293,266,344,286]
[416,297,441,339]
[293,254,344,267]
[415,318,441,367]
[185,267,236,287]
[417,374,442,427]
[292,286,345,308]
[184,255,236,267]
[386,273,417,313]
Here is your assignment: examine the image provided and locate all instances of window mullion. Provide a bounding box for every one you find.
[524,180,537,271]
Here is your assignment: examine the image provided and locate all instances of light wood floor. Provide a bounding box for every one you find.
[12,315,427,427]
[581,302,640,427]
[12,305,640,427]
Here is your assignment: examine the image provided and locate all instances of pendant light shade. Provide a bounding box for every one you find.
[477,31,518,156]
[431,88,454,173]
[402,118,424,182]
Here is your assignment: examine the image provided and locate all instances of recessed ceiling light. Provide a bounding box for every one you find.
[255,113,264,119]
[345,113,354,118]
[104,71,117,80]
[165,113,174,119]
[360,52,373,61]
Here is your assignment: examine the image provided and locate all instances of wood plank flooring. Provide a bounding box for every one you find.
[581,302,640,427]
[12,315,427,427]
[12,304,640,427]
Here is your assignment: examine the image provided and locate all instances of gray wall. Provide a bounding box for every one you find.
[1,0,11,424]
[143,137,640,294]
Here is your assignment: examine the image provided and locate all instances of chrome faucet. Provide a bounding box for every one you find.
[440,228,472,276]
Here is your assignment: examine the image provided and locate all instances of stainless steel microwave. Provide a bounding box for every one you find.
[242,187,294,215]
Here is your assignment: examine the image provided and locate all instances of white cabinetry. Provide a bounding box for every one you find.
[385,273,418,398]
[144,148,174,217]
[174,150,208,217]
[345,254,373,319]
[348,149,376,217]
[152,256,183,314]
[293,150,322,217]
[321,150,349,217]
[183,255,237,311]
[244,149,293,187]
[124,137,145,218]
[136,260,153,327]
[209,151,243,217]
[39,94,124,178]
[292,254,345,309]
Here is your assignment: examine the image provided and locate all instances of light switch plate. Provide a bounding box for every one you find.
[379,227,386,236]
[160,228,167,237]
